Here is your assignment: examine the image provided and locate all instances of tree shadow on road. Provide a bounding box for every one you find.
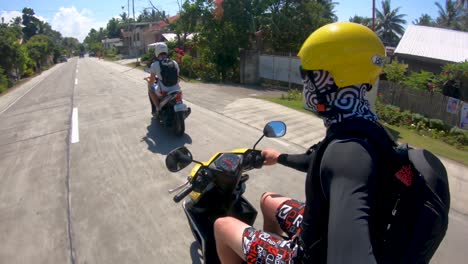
[141,118,192,155]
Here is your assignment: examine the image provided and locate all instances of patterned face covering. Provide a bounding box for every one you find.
[302,70,378,127]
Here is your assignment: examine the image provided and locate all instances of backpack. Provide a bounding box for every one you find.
[313,119,450,264]
[158,59,178,87]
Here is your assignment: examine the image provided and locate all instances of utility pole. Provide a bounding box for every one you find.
[372,0,375,31]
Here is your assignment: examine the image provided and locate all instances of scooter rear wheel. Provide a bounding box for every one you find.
[174,112,185,136]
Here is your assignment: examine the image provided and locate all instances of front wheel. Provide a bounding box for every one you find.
[174,112,185,136]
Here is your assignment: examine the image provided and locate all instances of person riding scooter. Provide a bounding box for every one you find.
[145,42,181,117]
[213,22,449,264]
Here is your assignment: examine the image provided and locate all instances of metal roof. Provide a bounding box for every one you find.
[394,25,468,63]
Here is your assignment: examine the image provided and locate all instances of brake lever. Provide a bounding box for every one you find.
[168,181,189,194]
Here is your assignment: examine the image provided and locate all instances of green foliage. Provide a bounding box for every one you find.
[376,0,407,46]
[349,15,372,28]
[170,0,337,82]
[413,14,435,26]
[26,34,54,70]
[180,54,195,78]
[376,100,467,148]
[439,61,468,99]
[193,60,220,82]
[435,0,465,30]
[0,67,8,93]
[383,60,408,84]
[280,89,302,101]
[140,48,155,67]
[403,70,437,91]
[106,18,122,38]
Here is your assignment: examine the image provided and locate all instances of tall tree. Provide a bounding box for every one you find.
[456,0,467,8]
[413,14,435,26]
[106,18,122,38]
[137,9,167,22]
[22,7,41,41]
[26,34,54,70]
[375,0,407,46]
[435,0,463,30]
[349,15,372,28]
[264,0,337,52]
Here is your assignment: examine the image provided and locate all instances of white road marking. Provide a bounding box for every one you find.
[75,78,78,85]
[71,108,79,143]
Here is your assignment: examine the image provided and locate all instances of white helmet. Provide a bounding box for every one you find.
[154,42,168,57]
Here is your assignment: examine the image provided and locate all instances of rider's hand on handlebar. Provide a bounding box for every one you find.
[261,148,281,166]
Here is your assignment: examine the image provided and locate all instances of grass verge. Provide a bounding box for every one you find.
[262,97,468,166]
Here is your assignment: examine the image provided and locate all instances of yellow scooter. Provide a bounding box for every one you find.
[165,121,287,263]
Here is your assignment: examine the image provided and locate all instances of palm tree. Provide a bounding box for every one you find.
[375,0,407,46]
[349,15,372,28]
[413,14,435,26]
[456,0,467,9]
[435,0,463,30]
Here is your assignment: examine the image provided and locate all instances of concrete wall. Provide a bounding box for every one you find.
[240,50,260,84]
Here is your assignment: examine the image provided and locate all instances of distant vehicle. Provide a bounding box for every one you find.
[60,55,68,62]
[89,52,96,57]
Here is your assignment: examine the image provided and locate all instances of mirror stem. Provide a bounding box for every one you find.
[253,135,265,150]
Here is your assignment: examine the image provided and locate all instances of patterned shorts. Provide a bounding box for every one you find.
[242,199,305,264]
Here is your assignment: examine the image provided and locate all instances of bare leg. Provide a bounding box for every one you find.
[214,217,249,264]
[260,192,290,235]
[148,89,160,111]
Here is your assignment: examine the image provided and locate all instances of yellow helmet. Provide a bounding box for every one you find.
[298,22,385,88]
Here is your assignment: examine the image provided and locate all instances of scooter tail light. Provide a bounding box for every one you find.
[176,92,183,102]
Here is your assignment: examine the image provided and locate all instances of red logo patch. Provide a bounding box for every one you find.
[395,165,414,186]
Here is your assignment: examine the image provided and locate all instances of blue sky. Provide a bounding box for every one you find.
[1,0,442,41]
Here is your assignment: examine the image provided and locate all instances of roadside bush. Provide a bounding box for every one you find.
[140,48,155,68]
[180,54,196,78]
[0,67,8,94]
[281,89,302,101]
[428,119,447,131]
[376,100,467,148]
[193,61,220,82]
[383,60,408,84]
[403,70,438,92]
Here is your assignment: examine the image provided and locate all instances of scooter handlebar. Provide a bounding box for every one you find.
[173,184,194,203]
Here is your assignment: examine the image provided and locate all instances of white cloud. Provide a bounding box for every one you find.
[51,6,106,42]
[0,11,22,24]
[0,10,47,24]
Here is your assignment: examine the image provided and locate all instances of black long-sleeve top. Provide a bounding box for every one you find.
[278,138,380,264]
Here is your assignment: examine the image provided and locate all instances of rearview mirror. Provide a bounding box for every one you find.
[263,121,286,138]
[166,147,193,172]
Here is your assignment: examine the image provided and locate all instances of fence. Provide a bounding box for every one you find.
[239,51,466,129]
[379,81,465,128]
[258,53,302,86]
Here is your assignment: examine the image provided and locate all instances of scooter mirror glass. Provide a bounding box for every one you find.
[166,147,193,172]
[263,121,287,138]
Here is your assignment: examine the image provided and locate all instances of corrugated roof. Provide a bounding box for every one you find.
[394,25,468,63]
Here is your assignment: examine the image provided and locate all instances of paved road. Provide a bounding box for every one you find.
[0,57,466,263]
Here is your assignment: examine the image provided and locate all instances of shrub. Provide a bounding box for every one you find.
[0,67,8,94]
[403,71,438,91]
[140,48,155,68]
[383,60,408,84]
[428,119,447,131]
[180,54,196,78]
[193,61,220,82]
[376,100,467,148]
